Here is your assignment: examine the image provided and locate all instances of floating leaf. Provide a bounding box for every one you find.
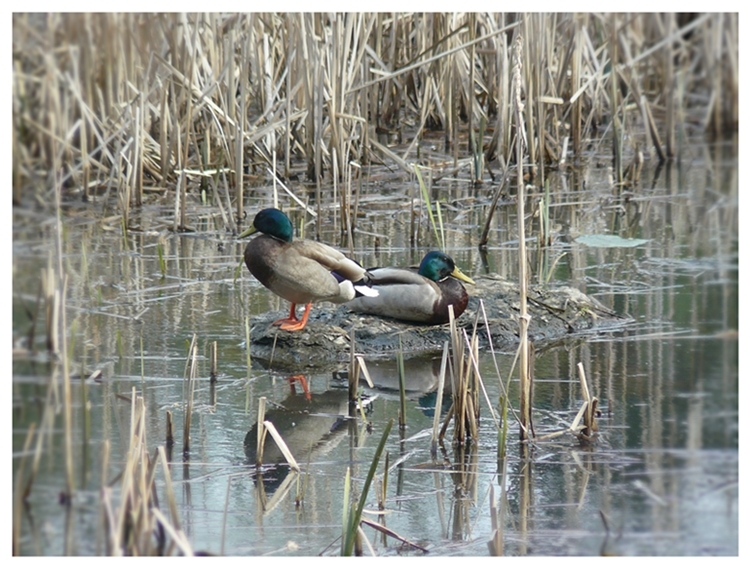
[575,234,649,248]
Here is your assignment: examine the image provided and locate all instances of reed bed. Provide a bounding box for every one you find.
[100,392,192,555]
[12,11,738,557]
[13,13,737,218]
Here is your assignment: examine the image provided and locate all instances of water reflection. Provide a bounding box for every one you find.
[338,354,454,419]
[12,138,738,556]
[243,376,354,494]
[355,355,444,394]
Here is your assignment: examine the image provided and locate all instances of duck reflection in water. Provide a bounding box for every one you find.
[244,375,364,494]
[334,354,452,417]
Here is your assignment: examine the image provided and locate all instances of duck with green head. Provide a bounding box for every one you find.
[239,208,377,332]
[346,251,475,324]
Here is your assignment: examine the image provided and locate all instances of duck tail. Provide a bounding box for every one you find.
[354,270,379,297]
[353,283,379,298]
[333,270,379,298]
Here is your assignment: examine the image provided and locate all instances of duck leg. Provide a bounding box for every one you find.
[273,302,312,331]
[287,374,311,400]
[272,303,300,327]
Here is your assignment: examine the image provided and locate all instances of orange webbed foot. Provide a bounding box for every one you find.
[273,303,312,332]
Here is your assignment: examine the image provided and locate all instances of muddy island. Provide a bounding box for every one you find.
[249,274,628,370]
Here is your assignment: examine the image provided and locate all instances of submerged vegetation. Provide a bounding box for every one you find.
[12,12,738,556]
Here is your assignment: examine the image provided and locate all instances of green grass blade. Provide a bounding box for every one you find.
[343,418,393,556]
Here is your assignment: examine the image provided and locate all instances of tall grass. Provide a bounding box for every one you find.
[13,13,737,218]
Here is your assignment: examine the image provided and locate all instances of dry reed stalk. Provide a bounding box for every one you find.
[468,14,477,180]
[109,391,166,555]
[521,16,537,180]
[165,410,174,448]
[182,335,198,455]
[255,396,267,467]
[609,15,624,187]
[210,341,218,383]
[220,475,232,555]
[397,341,407,430]
[479,159,511,247]
[431,341,450,458]
[723,15,739,132]
[349,329,359,403]
[262,421,300,472]
[43,260,57,355]
[570,19,583,157]
[13,423,37,555]
[11,13,738,220]
[235,31,249,224]
[443,306,481,446]
[24,373,59,500]
[244,315,251,378]
[51,131,76,497]
[355,357,374,389]
[208,340,218,406]
[575,362,598,441]
[445,305,462,441]
[512,34,533,443]
[618,36,666,163]
[461,327,500,431]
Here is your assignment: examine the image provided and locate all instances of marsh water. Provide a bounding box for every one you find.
[12,138,738,556]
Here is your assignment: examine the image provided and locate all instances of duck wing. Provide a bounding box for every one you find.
[346,268,445,323]
[292,239,370,282]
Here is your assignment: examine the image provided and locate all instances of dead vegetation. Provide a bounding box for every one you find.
[13,13,738,218]
[12,12,738,557]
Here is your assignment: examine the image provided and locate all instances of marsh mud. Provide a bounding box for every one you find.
[250,274,626,369]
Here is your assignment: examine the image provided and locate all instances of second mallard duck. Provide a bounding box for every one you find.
[240,208,377,332]
[346,251,475,324]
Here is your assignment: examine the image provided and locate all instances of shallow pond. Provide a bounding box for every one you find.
[12,137,738,556]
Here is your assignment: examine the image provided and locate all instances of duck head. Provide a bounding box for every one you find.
[419,251,475,284]
[239,208,294,242]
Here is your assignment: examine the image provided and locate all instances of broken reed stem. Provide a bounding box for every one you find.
[182,335,198,456]
[256,396,267,467]
[397,337,407,430]
[209,340,218,406]
[210,341,218,383]
[576,362,598,441]
[262,421,300,472]
[165,410,174,448]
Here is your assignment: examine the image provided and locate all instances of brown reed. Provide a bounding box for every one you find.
[12,13,736,221]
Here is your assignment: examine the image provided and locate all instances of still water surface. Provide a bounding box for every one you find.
[12,139,738,555]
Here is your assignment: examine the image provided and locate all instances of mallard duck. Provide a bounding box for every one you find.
[346,251,475,324]
[239,208,377,331]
